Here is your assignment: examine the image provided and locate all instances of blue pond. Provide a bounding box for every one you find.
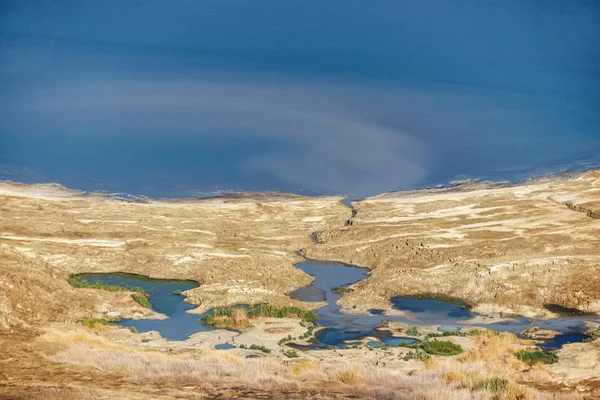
[77,273,213,341]
[538,333,589,351]
[390,297,472,322]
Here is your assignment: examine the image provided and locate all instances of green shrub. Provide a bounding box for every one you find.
[249,344,271,353]
[129,326,137,333]
[239,344,248,349]
[420,340,463,356]
[515,349,558,365]
[132,293,151,308]
[173,289,182,295]
[405,326,421,337]
[472,378,508,392]
[285,349,299,358]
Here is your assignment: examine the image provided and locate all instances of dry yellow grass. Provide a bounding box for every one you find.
[424,356,439,369]
[231,308,250,327]
[336,369,364,385]
[459,331,521,364]
[506,384,534,400]
[35,329,588,400]
[289,359,318,375]
[40,329,132,352]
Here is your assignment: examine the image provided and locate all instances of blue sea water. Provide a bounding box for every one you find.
[1,1,599,198]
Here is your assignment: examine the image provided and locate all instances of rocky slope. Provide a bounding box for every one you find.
[305,170,600,317]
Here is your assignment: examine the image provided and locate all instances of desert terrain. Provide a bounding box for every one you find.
[1,170,599,399]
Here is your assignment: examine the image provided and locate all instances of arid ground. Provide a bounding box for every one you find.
[1,170,599,399]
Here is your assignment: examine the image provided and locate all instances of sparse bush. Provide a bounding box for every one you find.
[406,326,421,336]
[515,349,558,365]
[129,326,137,334]
[173,290,182,295]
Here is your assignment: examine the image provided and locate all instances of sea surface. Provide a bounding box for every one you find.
[1,1,599,198]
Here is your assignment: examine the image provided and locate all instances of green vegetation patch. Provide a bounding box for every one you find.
[131,293,151,308]
[82,317,111,328]
[202,304,316,328]
[420,339,463,356]
[68,274,147,295]
[515,349,558,365]
[247,304,317,320]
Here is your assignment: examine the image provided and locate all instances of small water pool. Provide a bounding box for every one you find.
[215,343,236,350]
